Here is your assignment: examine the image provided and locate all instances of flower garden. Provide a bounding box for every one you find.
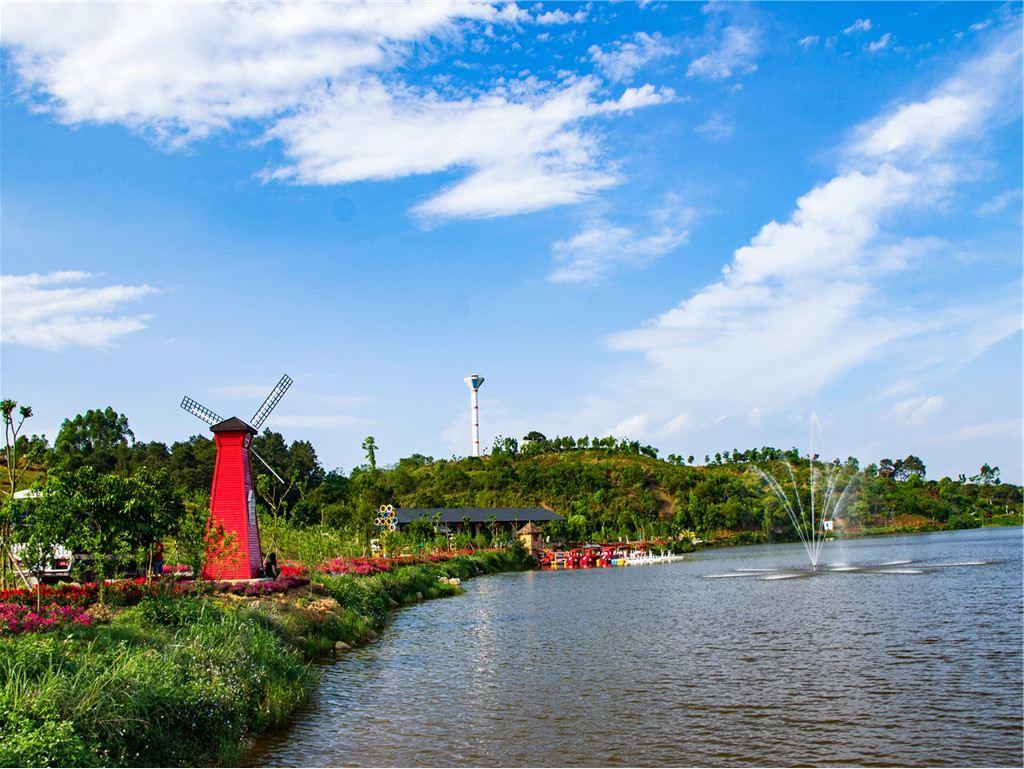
[0,549,502,636]
[0,544,535,767]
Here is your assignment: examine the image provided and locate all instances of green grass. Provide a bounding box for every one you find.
[0,547,534,768]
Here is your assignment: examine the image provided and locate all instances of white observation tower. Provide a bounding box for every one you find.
[464,374,485,457]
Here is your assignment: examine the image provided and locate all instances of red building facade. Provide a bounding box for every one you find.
[202,417,263,580]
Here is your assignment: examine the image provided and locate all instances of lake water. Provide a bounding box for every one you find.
[253,527,1023,767]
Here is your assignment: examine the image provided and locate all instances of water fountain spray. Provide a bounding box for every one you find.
[756,416,858,570]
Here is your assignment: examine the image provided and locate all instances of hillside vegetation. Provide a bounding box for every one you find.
[4,404,1020,550]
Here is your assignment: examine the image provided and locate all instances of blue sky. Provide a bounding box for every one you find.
[2,1,1021,481]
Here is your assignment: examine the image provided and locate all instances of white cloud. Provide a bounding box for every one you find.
[844,18,872,35]
[2,2,493,142]
[266,77,673,221]
[850,32,1021,163]
[687,25,760,80]
[867,32,893,53]
[605,26,1022,424]
[799,35,820,48]
[549,195,693,283]
[589,32,677,83]
[2,2,666,221]
[535,7,589,26]
[975,187,1022,216]
[890,395,944,427]
[663,412,695,436]
[695,111,735,140]
[610,413,651,439]
[1,271,156,351]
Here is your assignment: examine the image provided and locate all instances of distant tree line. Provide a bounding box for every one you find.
[2,404,1021,562]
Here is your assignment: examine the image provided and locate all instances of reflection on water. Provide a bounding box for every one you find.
[253,528,1023,767]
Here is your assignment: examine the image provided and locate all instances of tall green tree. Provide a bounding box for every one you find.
[54,407,134,473]
[361,436,378,470]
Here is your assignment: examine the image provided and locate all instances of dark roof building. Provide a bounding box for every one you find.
[210,416,257,434]
[395,507,562,526]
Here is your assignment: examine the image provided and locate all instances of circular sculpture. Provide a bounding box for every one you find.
[374,504,398,532]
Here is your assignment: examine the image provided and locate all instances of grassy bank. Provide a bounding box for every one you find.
[0,548,533,768]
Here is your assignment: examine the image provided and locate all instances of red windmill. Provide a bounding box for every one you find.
[180,375,292,580]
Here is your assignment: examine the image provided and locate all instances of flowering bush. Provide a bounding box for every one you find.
[318,556,392,576]
[278,561,305,577]
[317,550,474,575]
[0,574,310,609]
[0,601,93,634]
[161,563,192,575]
[202,576,309,597]
[0,578,169,609]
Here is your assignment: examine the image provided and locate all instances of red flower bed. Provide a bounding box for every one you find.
[278,561,305,577]
[0,577,165,609]
[319,556,392,576]
[0,602,93,635]
[202,576,309,597]
[318,550,473,576]
[0,574,310,609]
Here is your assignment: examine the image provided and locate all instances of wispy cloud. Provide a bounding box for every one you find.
[867,32,893,53]
[589,32,677,83]
[268,78,673,221]
[696,111,735,140]
[687,25,760,80]
[604,26,1022,429]
[799,35,820,48]
[0,271,157,351]
[843,18,872,35]
[548,195,693,284]
[1,2,667,222]
[975,187,1022,216]
[534,6,590,26]
[890,395,944,427]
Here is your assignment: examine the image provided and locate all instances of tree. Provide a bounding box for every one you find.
[491,436,519,458]
[168,490,230,580]
[54,407,134,473]
[128,468,185,578]
[251,430,299,518]
[168,435,217,493]
[896,455,926,481]
[362,436,378,470]
[55,467,148,595]
[1,400,34,496]
[969,463,1000,485]
[5,484,76,609]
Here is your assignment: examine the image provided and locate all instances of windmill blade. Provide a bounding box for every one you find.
[251,447,285,484]
[250,374,293,430]
[181,396,223,426]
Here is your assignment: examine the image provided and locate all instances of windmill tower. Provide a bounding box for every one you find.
[464,374,484,457]
[180,375,292,580]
